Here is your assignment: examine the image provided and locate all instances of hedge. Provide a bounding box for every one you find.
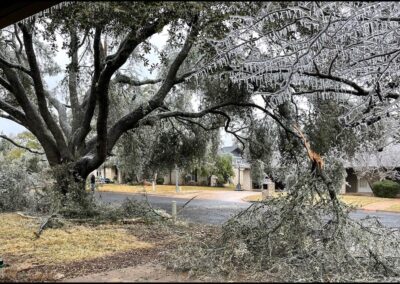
[371,180,400,198]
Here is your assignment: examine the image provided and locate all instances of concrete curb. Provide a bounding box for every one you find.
[358,208,400,214]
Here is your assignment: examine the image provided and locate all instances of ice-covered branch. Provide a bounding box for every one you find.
[0,134,44,155]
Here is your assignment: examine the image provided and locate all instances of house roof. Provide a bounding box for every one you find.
[219,146,242,157]
[219,146,252,169]
[344,143,400,169]
[0,1,62,29]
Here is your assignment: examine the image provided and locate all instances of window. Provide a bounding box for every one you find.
[359,179,368,188]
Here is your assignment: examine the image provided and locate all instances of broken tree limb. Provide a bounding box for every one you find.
[16,211,40,219]
[33,214,60,239]
[177,195,198,215]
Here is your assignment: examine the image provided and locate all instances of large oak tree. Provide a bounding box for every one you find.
[0,2,258,192]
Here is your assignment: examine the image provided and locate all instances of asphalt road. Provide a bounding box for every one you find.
[95,191,400,227]
[96,191,249,225]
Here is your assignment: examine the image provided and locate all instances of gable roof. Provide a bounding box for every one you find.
[219,146,242,157]
[344,143,400,169]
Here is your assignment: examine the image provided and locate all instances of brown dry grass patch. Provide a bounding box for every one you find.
[0,213,219,282]
[386,203,400,212]
[339,195,395,208]
[0,213,152,268]
[242,192,286,202]
[243,192,400,211]
[97,184,234,194]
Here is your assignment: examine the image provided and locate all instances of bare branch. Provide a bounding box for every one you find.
[210,109,247,149]
[0,134,44,155]
[114,73,162,86]
[303,71,369,96]
[0,76,14,93]
[0,53,31,75]
[0,113,22,124]
[291,87,359,96]
[67,27,81,131]
[0,99,27,124]
[175,117,221,131]
[19,23,70,160]
[328,52,339,75]
[73,27,102,152]
[44,91,72,138]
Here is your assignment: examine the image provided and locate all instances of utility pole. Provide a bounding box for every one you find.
[172,201,177,222]
[152,172,157,192]
[236,159,242,191]
[175,164,180,192]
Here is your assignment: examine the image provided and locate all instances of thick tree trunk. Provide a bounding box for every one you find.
[50,159,95,198]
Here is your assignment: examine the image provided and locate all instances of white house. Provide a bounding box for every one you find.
[89,159,123,184]
[342,143,400,194]
[219,146,253,191]
[162,146,252,189]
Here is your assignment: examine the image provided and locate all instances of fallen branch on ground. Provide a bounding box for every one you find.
[16,212,40,219]
[177,195,198,215]
[34,214,62,239]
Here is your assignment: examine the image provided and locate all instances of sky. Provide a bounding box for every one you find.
[0,25,236,146]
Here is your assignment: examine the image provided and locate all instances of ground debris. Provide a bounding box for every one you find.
[34,214,64,238]
[165,162,400,282]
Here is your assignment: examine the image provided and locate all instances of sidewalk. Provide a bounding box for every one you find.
[64,263,196,282]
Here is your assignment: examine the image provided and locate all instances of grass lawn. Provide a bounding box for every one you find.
[97,183,235,194]
[386,203,400,212]
[242,192,286,202]
[0,212,220,282]
[243,192,400,211]
[0,213,151,268]
[339,195,395,208]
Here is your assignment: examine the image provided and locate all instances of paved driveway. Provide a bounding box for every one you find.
[95,191,400,227]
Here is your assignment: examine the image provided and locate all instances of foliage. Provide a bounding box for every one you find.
[199,154,234,185]
[116,120,217,183]
[0,141,47,213]
[304,99,360,157]
[251,159,265,189]
[0,158,31,212]
[167,156,400,282]
[200,1,400,167]
[371,180,400,198]
[214,154,234,184]
[1,132,46,173]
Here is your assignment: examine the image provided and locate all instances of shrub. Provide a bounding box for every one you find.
[199,180,208,186]
[0,160,31,212]
[371,180,400,198]
[156,177,165,185]
[143,180,152,186]
[186,180,197,186]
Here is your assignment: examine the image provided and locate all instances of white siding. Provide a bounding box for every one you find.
[358,177,372,193]
[232,168,252,190]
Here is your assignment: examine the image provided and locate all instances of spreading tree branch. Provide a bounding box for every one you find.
[0,134,44,155]
[0,53,31,75]
[19,23,70,160]
[105,15,201,158]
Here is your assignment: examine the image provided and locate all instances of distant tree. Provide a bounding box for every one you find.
[199,154,234,185]
[0,131,46,173]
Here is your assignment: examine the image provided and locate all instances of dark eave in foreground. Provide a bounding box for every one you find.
[0,1,62,29]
